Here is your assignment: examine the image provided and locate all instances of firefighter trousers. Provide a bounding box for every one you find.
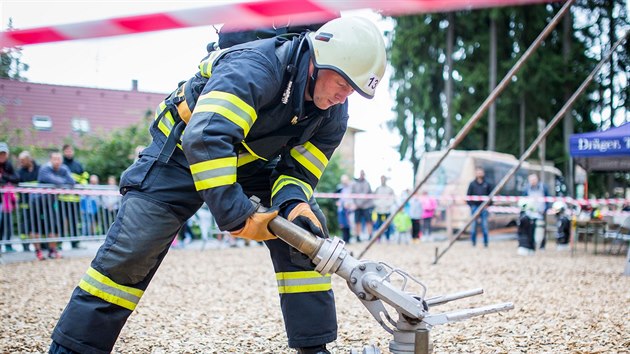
[50,147,336,354]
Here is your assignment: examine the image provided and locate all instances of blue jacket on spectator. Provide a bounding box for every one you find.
[38,163,75,186]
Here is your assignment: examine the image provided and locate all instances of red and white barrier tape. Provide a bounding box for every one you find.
[2,187,628,217]
[1,187,626,207]
[0,186,120,196]
[1,0,560,47]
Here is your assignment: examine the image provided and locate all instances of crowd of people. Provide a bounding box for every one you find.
[335,170,438,245]
[2,139,587,261]
[0,142,121,259]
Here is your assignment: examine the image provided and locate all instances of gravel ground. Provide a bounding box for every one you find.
[0,240,628,354]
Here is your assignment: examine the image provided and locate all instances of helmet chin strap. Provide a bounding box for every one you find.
[308,67,318,101]
[282,34,309,105]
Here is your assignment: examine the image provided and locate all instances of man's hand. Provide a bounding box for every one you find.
[286,202,325,238]
[230,209,279,241]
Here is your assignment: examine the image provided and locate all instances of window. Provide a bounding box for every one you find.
[71,118,90,133]
[32,115,52,131]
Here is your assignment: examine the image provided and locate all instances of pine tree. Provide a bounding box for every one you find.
[0,18,29,80]
[387,3,606,181]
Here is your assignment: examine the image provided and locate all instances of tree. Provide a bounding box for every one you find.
[388,3,600,184]
[389,13,449,176]
[572,0,628,130]
[1,18,29,80]
[80,113,152,181]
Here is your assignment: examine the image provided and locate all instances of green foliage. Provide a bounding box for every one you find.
[389,14,447,164]
[387,2,626,195]
[315,153,346,235]
[0,111,51,163]
[1,19,29,80]
[80,116,152,181]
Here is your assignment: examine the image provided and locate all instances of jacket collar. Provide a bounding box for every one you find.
[291,50,329,121]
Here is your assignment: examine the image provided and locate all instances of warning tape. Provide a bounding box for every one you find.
[459,195,629,206]
[1,0,559,47]
[3,186,627,217]
[2,186,626,208]
[0,186,120,196]
[314,192,629,209]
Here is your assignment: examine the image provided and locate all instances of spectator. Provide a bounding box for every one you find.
[61,144,85,249]
[101,175,120,229]
[38,151,75,259]
[373,175,395,241]
[351,170,374,241]
[80,174,100,236]
[336,174,354,243]
[467,167,492,247]
[523,173,550,249]
[0,142,19,252]
[62,144,86,182]
[419,191,437,238]
[392,210,412,245]
[17,151,47,259]
[408,192,423,242]
[191,203,220,245]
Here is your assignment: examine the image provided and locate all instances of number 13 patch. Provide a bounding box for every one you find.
[365,73,380,91]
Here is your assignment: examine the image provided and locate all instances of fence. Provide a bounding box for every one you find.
[2,184,627,252]
[0,184,121,251]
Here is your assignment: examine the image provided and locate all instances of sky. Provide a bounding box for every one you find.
[0,1,416,194]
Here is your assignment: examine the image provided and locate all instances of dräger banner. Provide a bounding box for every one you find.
[569,122,630,158]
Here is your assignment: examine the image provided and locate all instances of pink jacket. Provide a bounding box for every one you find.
[420,195,437,219]
[2,186,17,213]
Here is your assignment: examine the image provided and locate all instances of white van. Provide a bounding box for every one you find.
[416,150,565,232]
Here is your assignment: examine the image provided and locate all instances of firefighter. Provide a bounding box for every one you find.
[60,144,88,249]
[49,16,386,354]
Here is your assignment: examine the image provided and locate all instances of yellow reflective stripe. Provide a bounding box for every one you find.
[78,267,144,311]
[237,151,259,167]
[205,91,256,121]
[276,271,332,294]
[154,101,168,121]
[271,175,313,200]
[58,194,80,202]
[193,91,257,136]
[190,157,236,174]
[276,271,327,280]
[198,49,226,78]
[86,267,144,297]
[190,157,237,191]
[79,280,137,311]
[241,141,268,161]
[155,101,178,139]
[290,142,328,179]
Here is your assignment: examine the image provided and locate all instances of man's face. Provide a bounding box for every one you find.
[528,174,539,186]
[51,153,63,170]
[63,146,74,158]
[475,169,485,179]
[0,152,7,164]
[19,156,31,168]
[312,69,354,110]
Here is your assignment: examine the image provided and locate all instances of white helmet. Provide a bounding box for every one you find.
[518,198,537,213]
[307,16,387,99]
[551,201,567,214]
